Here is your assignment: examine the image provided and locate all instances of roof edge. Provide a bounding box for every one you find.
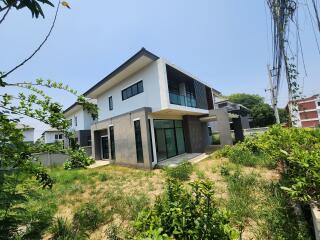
[83,48,159,97]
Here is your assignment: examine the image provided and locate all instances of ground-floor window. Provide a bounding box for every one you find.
[101,135,109,159]
[154,120,186,162]
[134,120,144,163]
[109,126,115,160]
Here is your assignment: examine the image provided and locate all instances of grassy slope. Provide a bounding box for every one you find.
[26,155,312,239]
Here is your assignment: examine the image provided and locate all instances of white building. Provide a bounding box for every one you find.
[16,123,35,143]
[63,102,97,147]
[84,48,229,169]
[43,128,65,144]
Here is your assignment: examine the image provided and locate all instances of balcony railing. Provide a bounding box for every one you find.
[169,92,197,108]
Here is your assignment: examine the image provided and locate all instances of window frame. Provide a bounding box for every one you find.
[134,119,144,163]
[109,96,113,111]
[121,80,144,101]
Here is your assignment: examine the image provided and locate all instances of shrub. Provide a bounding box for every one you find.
[135,178,238,239]
[64,148,95,170]
[73,202,103,232]
[164,161,193,181]
[219,125,320,205]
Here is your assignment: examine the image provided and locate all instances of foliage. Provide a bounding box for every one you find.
[0,0,54,18]
[278,108,289,123]
[63,148,95,170]
[73,202,103,232]
[227,93,264,110]
[251,103,276,127]
[219,125,320,205]
[227,93,280,127]
[50,217,87,240]
[221,167,312,239]
[135,178,238,240]
[164,161,193,181]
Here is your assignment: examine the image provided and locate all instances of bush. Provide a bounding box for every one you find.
[219,125,320,205]
[135,178,238,239]
[164,161,193,181]
[64,148,95,170]
[73,202,103,232]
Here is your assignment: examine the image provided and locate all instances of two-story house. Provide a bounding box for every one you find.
[85,48,224,169]
[63,102,96,148]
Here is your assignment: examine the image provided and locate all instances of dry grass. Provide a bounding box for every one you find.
[39,154,310,239]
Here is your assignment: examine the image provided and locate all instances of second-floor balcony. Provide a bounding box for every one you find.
[169,92,196,108]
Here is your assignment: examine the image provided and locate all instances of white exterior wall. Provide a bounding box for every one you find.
[44,131,64,144]
[23,129,34,143]
[66,109,95,131]
[97,61,162,120]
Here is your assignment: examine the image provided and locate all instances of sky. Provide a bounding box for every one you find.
[1,0,320,138]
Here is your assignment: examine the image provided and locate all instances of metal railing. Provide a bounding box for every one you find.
[169,92,197,108]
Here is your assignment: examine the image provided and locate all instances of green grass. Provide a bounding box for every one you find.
[221,167,312,239]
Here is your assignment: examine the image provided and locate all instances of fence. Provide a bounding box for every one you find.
[33,152,68,167]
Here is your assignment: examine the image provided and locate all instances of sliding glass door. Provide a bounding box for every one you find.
[154,120,186,161]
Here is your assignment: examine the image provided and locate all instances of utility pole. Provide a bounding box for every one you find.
[267,65,280,124]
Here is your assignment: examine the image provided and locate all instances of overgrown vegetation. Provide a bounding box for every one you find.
[164,161,193,181]
[219,125,320,205]
[135,178,238,240]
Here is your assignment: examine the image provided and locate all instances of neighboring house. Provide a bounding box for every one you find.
[63,102,97,147]
[214,100,252,129]
[16,123,35,143]
[85,48,223,169]
[43,128,65,144]
[288,94,320,128]
[208,100,252,142]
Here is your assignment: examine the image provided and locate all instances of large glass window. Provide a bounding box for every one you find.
[134,120,144,163]
[122,81,144,101]
[154,120,186,161]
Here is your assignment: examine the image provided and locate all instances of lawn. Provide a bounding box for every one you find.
[25,154,313,239]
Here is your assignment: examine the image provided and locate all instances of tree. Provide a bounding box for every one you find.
[0,1,98,238]
[251,103,276,127]
[278,108,289,124]
[228,93,264,110]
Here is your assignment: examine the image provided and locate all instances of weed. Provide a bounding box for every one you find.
[224,171,258,234]
[195,168,206,179]
[73,202,104,232]
[220,166,230,176]
[50,217,86,240]
[164,161,193,181]
[98,173,109,182]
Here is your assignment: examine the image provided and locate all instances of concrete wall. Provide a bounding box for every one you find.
[208,109,233,146]
[33,152,68,167]
[91,107,153,169]
[183,115,209,153]
[97,61,162,120]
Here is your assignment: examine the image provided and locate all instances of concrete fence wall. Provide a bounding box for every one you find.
[243,127,269,136]
[33,152,68,167]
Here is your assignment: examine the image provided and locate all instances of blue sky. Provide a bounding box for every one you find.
[2,0,320,136]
